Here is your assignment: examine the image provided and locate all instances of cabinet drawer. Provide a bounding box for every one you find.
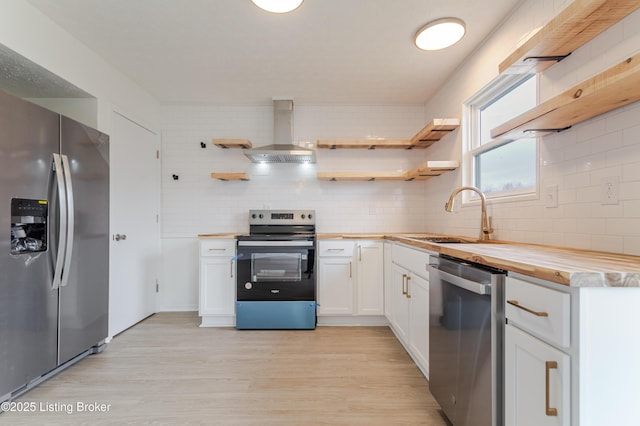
[199,239,236,257]
[505,276,570,348]
[318,240,355,257]
[392,244,430,279]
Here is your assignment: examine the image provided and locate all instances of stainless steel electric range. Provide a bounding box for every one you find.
[235,209,316,329]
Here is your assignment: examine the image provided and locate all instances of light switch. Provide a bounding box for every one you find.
[545,185,558,208]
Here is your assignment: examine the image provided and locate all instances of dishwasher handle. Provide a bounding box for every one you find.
[428,264,492,295]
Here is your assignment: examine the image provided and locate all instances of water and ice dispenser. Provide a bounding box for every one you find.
[10,198,48,255]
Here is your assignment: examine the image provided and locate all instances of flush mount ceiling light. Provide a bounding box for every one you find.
[414,18,466,51]
[251,0,303,13]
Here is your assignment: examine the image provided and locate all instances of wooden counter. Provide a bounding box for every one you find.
[197,233,239,239]
[328,234,640,288]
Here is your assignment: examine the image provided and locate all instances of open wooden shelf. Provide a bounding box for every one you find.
[500,0,639,75]
[404,161,460,180]
[212,139,252,149]
[317,161,459,182]
[317,139,414,150]
[491,53,640,140]
[211,173,250,181]
[409,118,460,148]
[317,118,459,150]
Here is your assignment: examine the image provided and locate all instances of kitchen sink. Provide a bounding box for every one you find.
[409,236,470,244]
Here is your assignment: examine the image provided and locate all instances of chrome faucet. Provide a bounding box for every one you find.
[445,186,493,241]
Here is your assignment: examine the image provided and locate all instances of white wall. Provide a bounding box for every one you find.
[0,0,160,132]
[422,1,640,256]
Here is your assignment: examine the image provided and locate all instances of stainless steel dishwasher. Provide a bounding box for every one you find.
[428,255,505,426]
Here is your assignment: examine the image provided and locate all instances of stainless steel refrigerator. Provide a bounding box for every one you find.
[0,89,109,401]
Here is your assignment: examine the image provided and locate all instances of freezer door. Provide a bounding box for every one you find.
[58,116,109,365]
[0,90,59,397]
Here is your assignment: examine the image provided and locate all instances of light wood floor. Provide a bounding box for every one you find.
[5,312,450,425]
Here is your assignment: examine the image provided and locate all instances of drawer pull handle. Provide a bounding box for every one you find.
[402,274,408,295]
[327,248,345,252]
[406,275,412,299]
[208,248,227,251]
[545,361,559,416]
[507,300,549,317]
[349,261,352,278]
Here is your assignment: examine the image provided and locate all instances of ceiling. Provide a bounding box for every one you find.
[26,0,520,106]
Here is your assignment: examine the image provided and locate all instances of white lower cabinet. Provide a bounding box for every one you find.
[505,324,570,426]
[390,263,410,342]
[505,275,571,426]
[355,241,384,315]
[317,240,385,325]
[504,274,640,426]
[198,239,236,327]
[383,242,393,320]
[407,273,429,372]
[387,243,432,378]
[318,255,354,315]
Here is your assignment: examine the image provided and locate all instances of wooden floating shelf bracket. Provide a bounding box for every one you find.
[523,54,571,63]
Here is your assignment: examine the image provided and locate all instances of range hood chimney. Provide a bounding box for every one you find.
[243,100,316,164]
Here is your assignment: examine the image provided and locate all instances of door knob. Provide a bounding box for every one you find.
[114,234,127,241]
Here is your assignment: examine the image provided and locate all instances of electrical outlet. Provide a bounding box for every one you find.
[600,176,620,205]
[545,185,558,208]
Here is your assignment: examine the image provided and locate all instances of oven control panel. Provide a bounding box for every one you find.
[249,209,315,225]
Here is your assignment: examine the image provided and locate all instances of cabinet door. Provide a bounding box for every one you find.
[199,257,235,316]
[318,257,354,315]
[505,324,570,426]
[391,264,410,344]
[384,243,393,321]
[408,273,429,375]
[355,241,384,315]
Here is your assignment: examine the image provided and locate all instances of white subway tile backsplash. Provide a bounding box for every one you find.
[624,236,640,254]
[161,104,427,236]
[607,218,640,236]
[623,200,640,218]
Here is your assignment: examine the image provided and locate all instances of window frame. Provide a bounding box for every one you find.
[462,73,540,205]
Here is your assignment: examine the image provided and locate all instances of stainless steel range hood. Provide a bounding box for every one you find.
[244,100,316,164]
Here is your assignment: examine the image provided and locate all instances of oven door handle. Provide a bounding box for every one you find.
[428,264,491,295]
[237,240,314,247]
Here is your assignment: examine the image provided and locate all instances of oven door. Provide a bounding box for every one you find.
[236,240,316,301]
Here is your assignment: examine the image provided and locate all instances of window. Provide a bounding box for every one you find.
[464,74,538,200]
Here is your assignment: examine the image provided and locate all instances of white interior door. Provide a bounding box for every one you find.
[109,111,160,337]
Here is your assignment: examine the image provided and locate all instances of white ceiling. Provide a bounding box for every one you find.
[26,0,520,106]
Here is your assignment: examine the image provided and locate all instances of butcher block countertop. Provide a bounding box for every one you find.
[198,233,239,239]
[198,232,640,287]
[324,234,640,288]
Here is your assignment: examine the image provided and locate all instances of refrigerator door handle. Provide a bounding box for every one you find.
[52,153,67,290]
[60,154,74,288]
